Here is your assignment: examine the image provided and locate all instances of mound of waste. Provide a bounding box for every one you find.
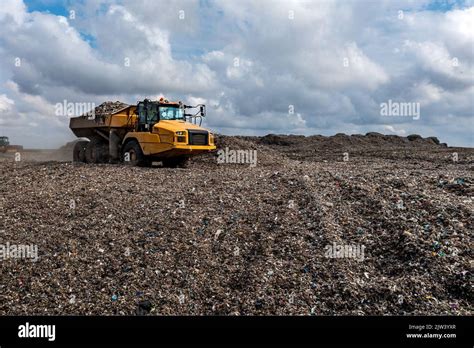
[0,135,472,315]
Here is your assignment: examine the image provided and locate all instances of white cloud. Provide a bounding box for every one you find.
[0,94,15,112]
[0,0,472,148]
[0,0,26,25]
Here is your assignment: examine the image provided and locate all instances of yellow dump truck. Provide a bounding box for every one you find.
[0,136,23,153]
[69,98,216,167]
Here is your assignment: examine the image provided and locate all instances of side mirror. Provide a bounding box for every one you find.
[200,105,206,117]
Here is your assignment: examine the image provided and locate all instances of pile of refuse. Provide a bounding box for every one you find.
[0,134,472,316]
[238,133,451,163]
[90,101,129,116]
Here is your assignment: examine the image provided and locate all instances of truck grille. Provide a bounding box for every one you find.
[188,130,208,145]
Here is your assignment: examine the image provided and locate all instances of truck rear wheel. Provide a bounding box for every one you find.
[122,140,149,167]
[73,140,89,163]
[85,138,109,164]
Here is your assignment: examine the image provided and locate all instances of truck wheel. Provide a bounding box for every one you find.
[73,140,89,163]
[85,138,108,164]
[122,140,148,167]
[162,156,189,168]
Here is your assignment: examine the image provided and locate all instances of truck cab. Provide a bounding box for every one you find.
[123,98,215,166]
[0,136,10,153]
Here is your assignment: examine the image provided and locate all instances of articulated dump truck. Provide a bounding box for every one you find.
[0,136,23,153]
[69,98,216,167]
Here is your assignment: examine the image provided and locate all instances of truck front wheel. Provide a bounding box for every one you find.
[122,140,149,167]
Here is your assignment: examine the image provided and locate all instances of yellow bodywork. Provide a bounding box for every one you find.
[69,101,216,161]
[111,105,215,157]
[124,120,216,157]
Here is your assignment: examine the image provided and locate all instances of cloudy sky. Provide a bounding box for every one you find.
[0,0,473,148]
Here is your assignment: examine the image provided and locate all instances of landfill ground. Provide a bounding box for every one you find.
[0,133,472,315]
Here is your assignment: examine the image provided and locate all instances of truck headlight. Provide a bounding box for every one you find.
[176,131,186,136]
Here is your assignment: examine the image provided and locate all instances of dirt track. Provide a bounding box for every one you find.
[0,134,472,315]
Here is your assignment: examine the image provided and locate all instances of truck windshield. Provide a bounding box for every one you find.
[160,107,184,120]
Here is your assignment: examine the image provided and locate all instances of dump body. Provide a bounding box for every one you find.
[69,105,135,140]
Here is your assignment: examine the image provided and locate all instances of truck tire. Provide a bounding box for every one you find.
[73,140,89,163]
[122,140,149,167]
[85,138,109,164]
